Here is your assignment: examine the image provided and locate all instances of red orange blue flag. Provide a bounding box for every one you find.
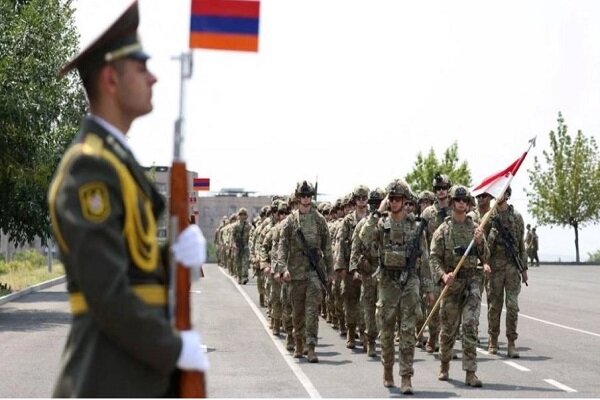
[189,0,260,52]
[193,177,210,191]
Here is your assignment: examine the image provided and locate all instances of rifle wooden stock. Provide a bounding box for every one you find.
[170,161,206,398]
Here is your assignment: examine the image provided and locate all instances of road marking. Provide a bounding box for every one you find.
[481,303,600,338]
[544,379,577,393]
[220,268,322,399]
[503,361,530,371]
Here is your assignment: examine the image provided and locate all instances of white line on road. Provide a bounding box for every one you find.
[481,303,600,338]
[503,361,530,371]
[220,268,322,399]
[544,379,577,393]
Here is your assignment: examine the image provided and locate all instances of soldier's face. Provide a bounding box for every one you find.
[389,196,404,213]
[435,186,449,201]
[113,59,157,119]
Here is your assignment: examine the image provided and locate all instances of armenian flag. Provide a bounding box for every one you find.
[193,177,210,191]
[189,0,260,52]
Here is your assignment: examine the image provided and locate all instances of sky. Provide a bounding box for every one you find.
[72,0,600,262]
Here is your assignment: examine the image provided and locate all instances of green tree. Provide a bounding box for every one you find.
[587,249,600,264]
[526,112,600,263]
[404,142,472,194]
[0,0,86,244]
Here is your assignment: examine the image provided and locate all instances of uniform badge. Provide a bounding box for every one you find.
[79,182,110,223]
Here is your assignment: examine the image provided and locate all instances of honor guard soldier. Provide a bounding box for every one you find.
[49,2,207,396]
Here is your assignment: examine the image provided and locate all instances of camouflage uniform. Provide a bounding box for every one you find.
[335,186,369,350]
[231,209,251,284]
[484,200,527,356]
[420,201,450,350]
[430,185,490,385]
[279,183,332,361]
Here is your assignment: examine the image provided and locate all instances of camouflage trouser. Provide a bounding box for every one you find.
[325,279,335,320]
[290,274,322,346]
[425,285,441,342]
[342,274,364,330]
[361,275,378,342]
[281,281,293,334]
[486,260,521,341]
[257,270,266,297]
[235,251,249,283]
[439,274,482,372]
[414,285,426,338]
[264,272,272,308]
[376,273,420,376]
[333,275,345,330]
[270,277,282,320]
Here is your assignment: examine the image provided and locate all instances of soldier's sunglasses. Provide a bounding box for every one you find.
[434,185,449,191]
[453,197,468,203]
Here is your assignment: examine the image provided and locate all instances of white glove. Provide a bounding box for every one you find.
[177,330,210,372]
[172,225,207,269]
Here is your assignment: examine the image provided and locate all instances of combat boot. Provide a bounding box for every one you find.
[487,336,498,355]
[359,331,367,352]
[438,362,449,381]
[272,318,281,336]
[346,325,356,349]
[259,294,265,307]
[507,340,520,358]
[465,371,482,387]
[307,344,319,363]
[293,338,304,358]
[331,316,339,330]
[367,341,377,358]
[383,365,394,388]
[425,336,437,353]
[285,334,295,351]
[400,375,413,395]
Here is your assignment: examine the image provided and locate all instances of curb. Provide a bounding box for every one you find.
[0,275,66,306]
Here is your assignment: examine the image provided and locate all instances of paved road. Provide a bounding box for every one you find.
[1,263,599,398]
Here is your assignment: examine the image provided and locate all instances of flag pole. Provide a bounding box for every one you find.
[169,51,207,398]
[416,138,535,340]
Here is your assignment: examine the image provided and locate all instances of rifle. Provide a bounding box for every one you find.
[400,217,428,285]
[170,52,206,398]
[296,227,331,296]
[491,216,528,286]
[371,246,384,278]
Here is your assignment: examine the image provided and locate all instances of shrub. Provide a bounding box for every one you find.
[12,250,45,266]
[587,249,600,263]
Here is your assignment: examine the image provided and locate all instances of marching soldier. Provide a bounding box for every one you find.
[420,173,452,353]
[363,179,434,392]
[278,181,333,363]
[430,185,489,387]
[232,208,251,284]
[483,186,528,358]
[49,2,207,396]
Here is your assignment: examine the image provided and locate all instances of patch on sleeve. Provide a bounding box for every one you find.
[79,182,111,223]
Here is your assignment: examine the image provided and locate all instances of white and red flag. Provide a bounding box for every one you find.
[471,136,537,198]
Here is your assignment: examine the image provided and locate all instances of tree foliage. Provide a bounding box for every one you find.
[526,112,600,262]
[404,142,472,194]
[0,0,86,244]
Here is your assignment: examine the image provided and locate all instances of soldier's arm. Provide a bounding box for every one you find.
[334,219,350,271]
[418,231,434,292]
[278,220,290,274]
[429,226,446,284]
[259,229,273,264]
[320,217,334,276]
[349,223,363,273]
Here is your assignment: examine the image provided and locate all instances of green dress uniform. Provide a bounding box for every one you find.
[48,117,181,397]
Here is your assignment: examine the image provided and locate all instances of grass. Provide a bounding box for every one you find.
[0,250,65,296]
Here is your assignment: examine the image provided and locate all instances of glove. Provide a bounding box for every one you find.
[177,330,210,372]
[172,225,207,269]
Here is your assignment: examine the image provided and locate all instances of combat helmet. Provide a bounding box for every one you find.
[295,180,315,197]
[432,173,452,190]
[237,207,248,216]
[449,185,470,202]
[368,187,385,204]
[386,178,411,198]
[352,185,370,199]
[418,190,436,204]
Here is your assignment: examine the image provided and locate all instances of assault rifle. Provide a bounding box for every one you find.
[400,217,428,285]
[296,227,331,296]
[492,217,528,286]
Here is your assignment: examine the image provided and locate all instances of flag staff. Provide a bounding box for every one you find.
[169,51,207,397]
